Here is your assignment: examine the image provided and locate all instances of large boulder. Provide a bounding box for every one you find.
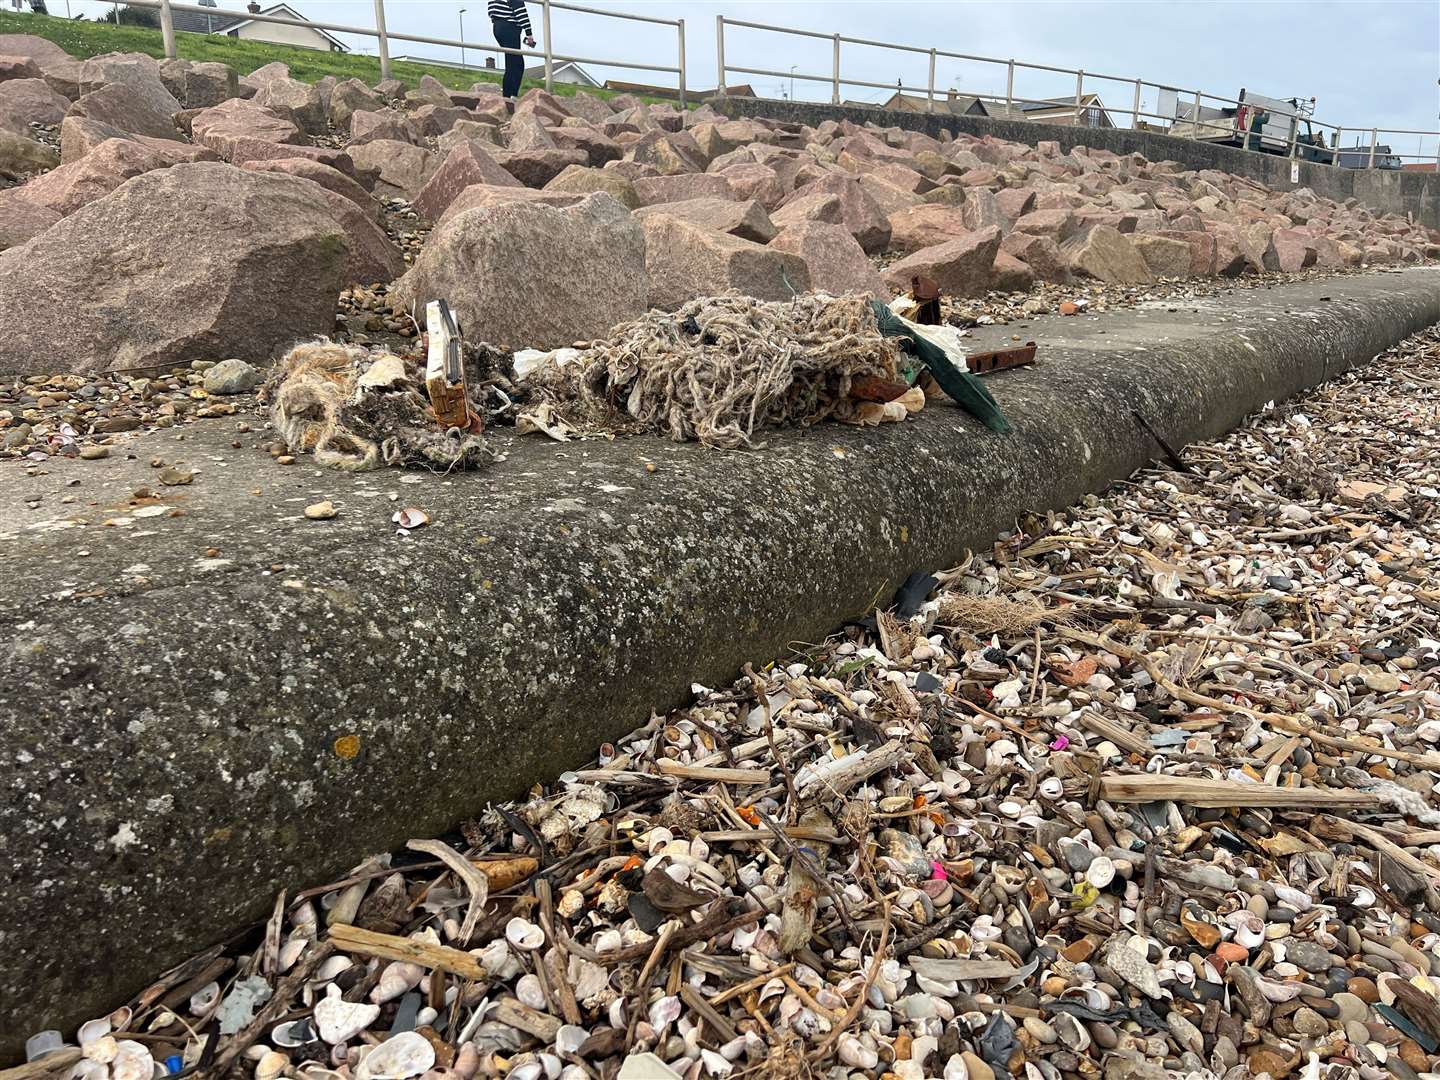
[1130,233,1193,279]
[159,58,239,108]
[0,127,58,179]
[549,124,622,168]
[69,62,183,141]
[633,172,734,207]
[712,163,783,211]
[0,55,43,83]
[989,250,1035,292]
[635,197,777,244]
[191,99,301,157]
[7,137,170,216]
[0,77,70,132]
[226,139,359,182]
[255,76,327,136]
[544,164,639,209]
[491,147,587,188]
[779,174,889,254]
[331,78,384,130]
[348,108,418,146]
[0,190,59,250]
[0,33,72,68]
[885,204,971,255]
[0,162,348,375]
[558,90,613,125]
[1153,230,1217,277]
[769,221,886,299]
[1064,225,1153,284]
[240,156,376,217]
[348,139,436,201]
[641,213,811,311]
[60,115,219,165]
[437,118,502,155]
[882,227,1003,298]
[624,130,706,175]
[410,103,472,138]
[393,193,646,351]
[315,188,404,286]
[413,140,520,221]
[435,184,581,228]
[1000,232,1070,284]
[1264,227,1318,273]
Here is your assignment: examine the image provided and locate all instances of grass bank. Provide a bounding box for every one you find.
[0,9,678,100]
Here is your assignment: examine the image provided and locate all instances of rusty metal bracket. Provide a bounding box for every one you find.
[966,341,1037,376]
[909,275,942,325]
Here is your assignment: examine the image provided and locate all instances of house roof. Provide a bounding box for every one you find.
[1017,93,1105,113]
[521,60,600,86]
[171,3,349,51]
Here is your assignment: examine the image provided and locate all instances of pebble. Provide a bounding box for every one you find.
[203,359,262,396]
[304,501,338,521]
[78,445,109,460]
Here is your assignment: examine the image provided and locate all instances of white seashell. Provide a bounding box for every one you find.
[505,918,545,952]
[255,1051,288,1080]
[837,1034,878,1071]
[415,1007,437,1027]
[998,801,1023,818]
[608,998,626,1030]
[77,1019,112,1050]
[1274,886,1312,911]
[1351,885,1377,908]
[509,1064,544,1080]
[70,1060,108,1080]
[648,996,682,1030]
[479,938,522,980]
[110,1042,153,1080]
[1038,777,1065,799]
[944,1055,969,1080]
[314,984,381,1044]
[1086,857,1116,889]
[278,936,308,974]
[555,1026,588,1056]
[271,1020,315,1048]
[371,962,424,1005]
[538,1053,562,1079]
[700,1048,733,1077]
[516,974,548,1011]
[82,1037,118,1065]
[357,1032,435,1080]
[189,981,220,1016]
[316,955,354,982]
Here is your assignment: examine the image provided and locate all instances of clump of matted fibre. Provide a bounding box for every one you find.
[521,294,903,449]
[263,340,498,472]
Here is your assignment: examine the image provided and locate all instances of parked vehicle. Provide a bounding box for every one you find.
[1162,88,1334,162]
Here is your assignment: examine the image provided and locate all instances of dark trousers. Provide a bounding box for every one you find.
[493,20,524,98]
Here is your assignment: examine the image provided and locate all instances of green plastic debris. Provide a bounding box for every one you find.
[869,300,1013,434]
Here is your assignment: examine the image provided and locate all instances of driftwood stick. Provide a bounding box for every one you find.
[329,924,487,980]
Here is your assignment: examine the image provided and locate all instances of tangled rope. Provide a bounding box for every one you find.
[522,295,903,449]
[265,341,494,473]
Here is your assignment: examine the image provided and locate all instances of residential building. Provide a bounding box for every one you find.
[522,60,600,87]
[1016,93,1114,129]
[170,2,349,53]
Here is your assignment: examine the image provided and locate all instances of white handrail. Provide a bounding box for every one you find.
[715,13,1436,170]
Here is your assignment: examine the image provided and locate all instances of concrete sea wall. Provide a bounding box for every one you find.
[0,270,1437,1057]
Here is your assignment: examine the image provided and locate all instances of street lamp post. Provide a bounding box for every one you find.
[789,64,796,101]
[458,8,467,70]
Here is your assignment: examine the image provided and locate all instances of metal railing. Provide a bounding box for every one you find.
[715,15,1439,171]
[133,0,686,104]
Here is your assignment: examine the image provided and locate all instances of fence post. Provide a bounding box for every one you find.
[372,0,391,81]
[1073,70,1083,125]
[831,33,840,105]
[1368,127,1377,169]
[159,0,176,58]
[1005,60,1014,114]
[542,0,553,92]
[1131,79,1141,129]
[1288,111,1298,159]
[927,48,935,113]
[676,18,686,107]
[1333,126,1342,168]
[715,15,725,96]
[1191,90,1201,140]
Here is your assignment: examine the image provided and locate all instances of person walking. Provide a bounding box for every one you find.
[488,0,533,99]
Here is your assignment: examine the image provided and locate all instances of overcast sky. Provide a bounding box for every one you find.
[61,0,1440,156]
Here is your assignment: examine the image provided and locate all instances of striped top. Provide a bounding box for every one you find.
[488,0,531,33]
